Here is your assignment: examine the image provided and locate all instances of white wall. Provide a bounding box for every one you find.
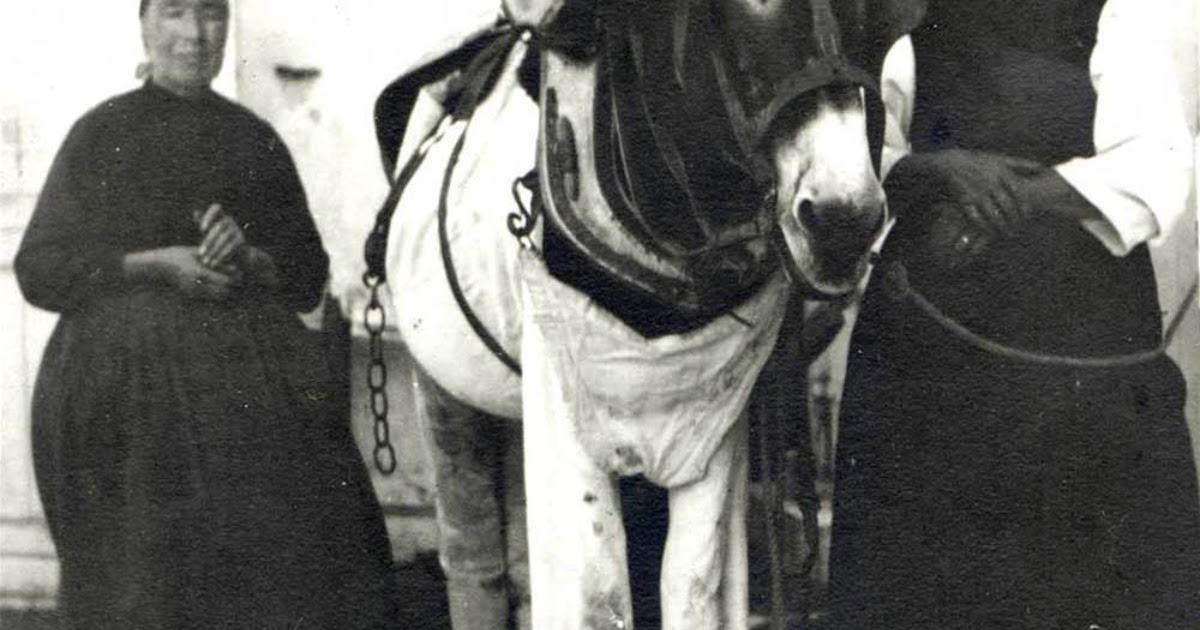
[233,0,498,312]
[1156,0,1200,443]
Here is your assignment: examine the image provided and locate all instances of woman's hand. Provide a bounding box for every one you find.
[196,203,247,270]
[889,149,1046,239]
[123,246,238,300]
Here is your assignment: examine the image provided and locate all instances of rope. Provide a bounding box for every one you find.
[884,260,1199,369]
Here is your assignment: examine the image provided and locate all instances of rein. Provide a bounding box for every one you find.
[883,260,1200,369]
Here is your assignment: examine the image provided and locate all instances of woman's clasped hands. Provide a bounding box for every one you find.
[190,202,280,298]
[124,203,280,300]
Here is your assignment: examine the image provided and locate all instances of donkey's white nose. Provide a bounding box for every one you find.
[793,187,885,282]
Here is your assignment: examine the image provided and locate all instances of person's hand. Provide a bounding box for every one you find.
[125,246,238,300]
[195,203,247,270]
[889,149,1046,240]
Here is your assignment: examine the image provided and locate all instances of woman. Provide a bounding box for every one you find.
[830,0,1200,628]
[15,1,398,627]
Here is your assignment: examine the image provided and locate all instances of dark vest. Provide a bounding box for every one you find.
[889,0,1165,357]
[911,0,1102,163]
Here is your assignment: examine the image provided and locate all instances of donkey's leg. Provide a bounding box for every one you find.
[660,416,750,630]
[523,321,633,630]
[417,372,512,630]
[503,424,532,630]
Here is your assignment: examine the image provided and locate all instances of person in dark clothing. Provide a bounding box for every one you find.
[15,1,398,627]
[829,0,1200,628]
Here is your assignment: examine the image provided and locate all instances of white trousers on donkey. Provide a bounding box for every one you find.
[519,251,788,629]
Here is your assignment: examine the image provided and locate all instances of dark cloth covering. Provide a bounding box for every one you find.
[828,2,1200,628]
[16,84,398,629]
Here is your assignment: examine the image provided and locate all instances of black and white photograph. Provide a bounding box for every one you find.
[1,1,1198,628]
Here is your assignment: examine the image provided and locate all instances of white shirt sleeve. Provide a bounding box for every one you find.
[878,1,1194,257]
[879,35,915,181]
[1053,0,1193,256]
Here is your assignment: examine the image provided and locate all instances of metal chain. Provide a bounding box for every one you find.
[359,118,456,477]
[363,273,398,475]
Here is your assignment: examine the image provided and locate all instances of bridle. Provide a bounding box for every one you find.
[754,0,889,301]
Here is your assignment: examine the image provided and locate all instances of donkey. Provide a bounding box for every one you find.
[366,1,923,628]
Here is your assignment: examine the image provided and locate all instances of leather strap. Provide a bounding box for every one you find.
[438,124,523,375]
[365,31,522,284]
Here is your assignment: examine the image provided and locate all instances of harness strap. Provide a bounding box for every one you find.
[884,260,1200,369]
[363,118,451,285]
[751,57,881,144]
[374,26,513,179]
[437,124,524,376]
[365,30,523,284]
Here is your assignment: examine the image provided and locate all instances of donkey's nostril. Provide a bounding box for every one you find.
[798,198,818,230]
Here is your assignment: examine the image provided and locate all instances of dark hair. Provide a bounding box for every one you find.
[139,0,150,16]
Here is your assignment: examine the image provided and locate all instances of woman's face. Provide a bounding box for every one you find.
[141,0,230,96]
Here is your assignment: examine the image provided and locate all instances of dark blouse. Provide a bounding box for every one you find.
[16,82,328,313]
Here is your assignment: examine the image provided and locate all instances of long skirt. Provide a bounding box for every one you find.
[32,289,399,629]
[829,215,1200,629]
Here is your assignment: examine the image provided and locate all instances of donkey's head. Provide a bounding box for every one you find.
[576,0,925,301]
[526,0,925,326]
[715,0,925,296]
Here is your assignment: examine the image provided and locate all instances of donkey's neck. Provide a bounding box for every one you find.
[542,217,762,338]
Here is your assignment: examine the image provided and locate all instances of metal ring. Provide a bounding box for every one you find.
[373,413,392,443]
[374,444,397,475]
[371,389,390,419]
[368,362,387,390]
[364,304,387,333]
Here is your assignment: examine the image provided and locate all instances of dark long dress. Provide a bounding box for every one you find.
[15,83,399,630]
[829,3,1200,629]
